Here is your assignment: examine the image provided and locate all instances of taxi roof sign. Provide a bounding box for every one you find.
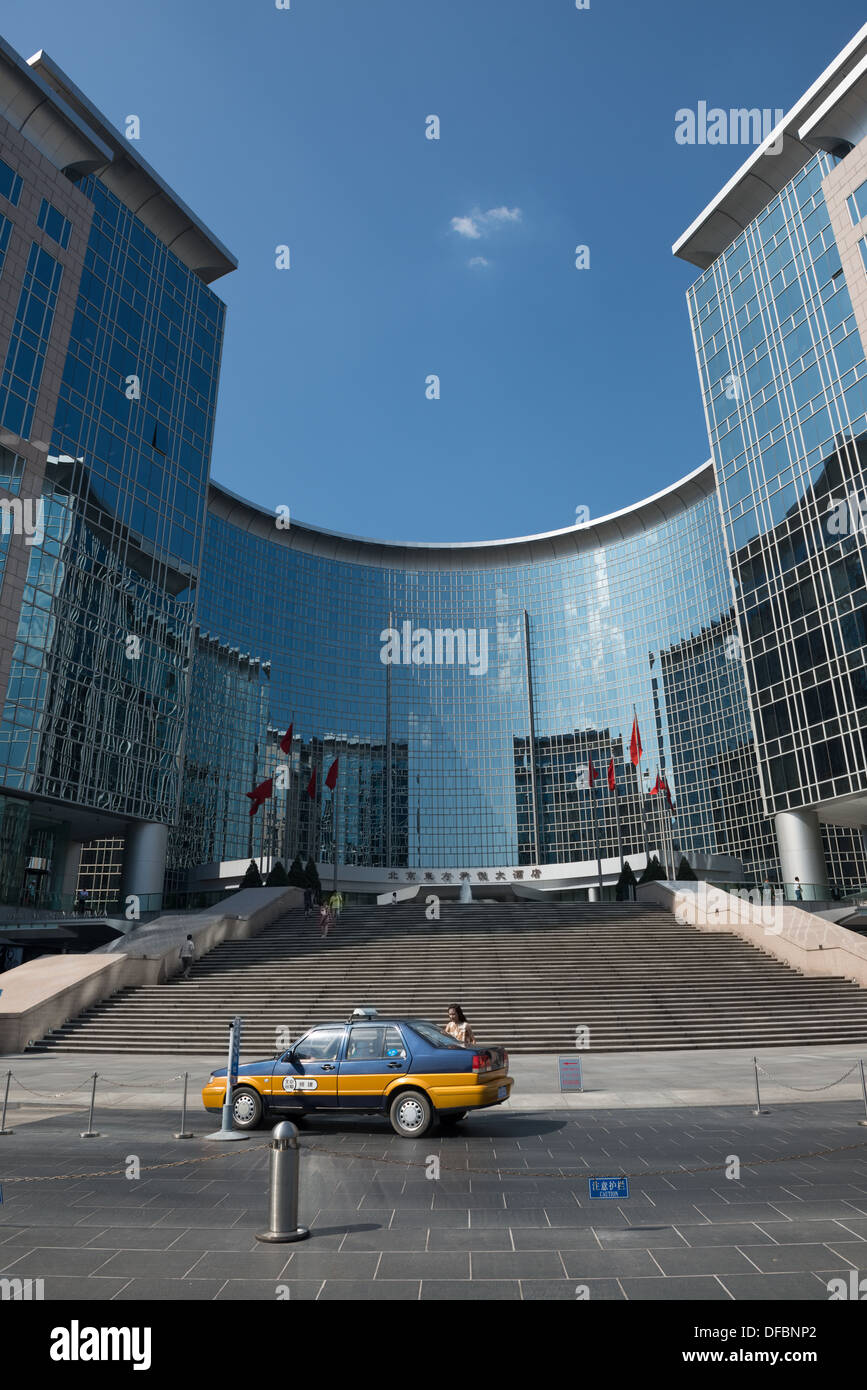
[351,1007,379,1019]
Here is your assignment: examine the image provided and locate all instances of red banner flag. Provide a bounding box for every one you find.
[630,717,642,767]
[607,757,616,793]
[662,777,674,811]
[306,767,317,800]
[279,722,293,754]
[588,755,599,786]
[649,774,662,795]
[325,757,339,790]
[246,777,273,816]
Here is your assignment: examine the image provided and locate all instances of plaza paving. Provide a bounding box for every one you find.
[4,1043,867,1115]
[1,1096,867,1300]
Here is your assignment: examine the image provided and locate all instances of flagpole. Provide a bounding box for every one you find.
[594,777,603,900]
[633,704,650,869]
[332,770,339,895]
[386,609,393,870]
[614,777,624,874]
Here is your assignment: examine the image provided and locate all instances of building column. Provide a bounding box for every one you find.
[122,821,168,911]
[61,840,83,897]
[588,886,600,902]
[774,808,828,894]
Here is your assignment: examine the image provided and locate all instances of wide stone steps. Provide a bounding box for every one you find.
[28,899,867,1054]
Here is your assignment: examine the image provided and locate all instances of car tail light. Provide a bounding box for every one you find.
[472,1051,492,1073]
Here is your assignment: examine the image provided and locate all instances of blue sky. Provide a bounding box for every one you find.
[4,0,866,541]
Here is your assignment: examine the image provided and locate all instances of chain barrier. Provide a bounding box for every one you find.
[6,1071,186,1100]
[4,1134,867,1185]
[755,1061,860,1092]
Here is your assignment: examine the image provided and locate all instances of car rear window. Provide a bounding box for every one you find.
[411,1021,466,1050]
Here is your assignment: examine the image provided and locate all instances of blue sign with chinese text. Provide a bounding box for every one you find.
[589,1177,628,1199]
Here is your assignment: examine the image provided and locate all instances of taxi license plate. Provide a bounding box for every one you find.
[497,1085,507,1099]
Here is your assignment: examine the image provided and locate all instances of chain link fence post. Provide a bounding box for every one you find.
[80,1072,100,1138]
[0,1069,13,1135]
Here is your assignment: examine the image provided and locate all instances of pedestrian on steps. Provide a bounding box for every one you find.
[444,1004,476,1046]
[303,887,313,919]
[319,900,333,939]
[179,934,195,978]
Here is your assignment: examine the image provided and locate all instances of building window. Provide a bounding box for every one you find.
[0,157,22,207]
[0,242,63,438]
[848,178,867,226]
[0,213,11,279]
[37,198,72,250]
[860,237,867,278]
[0,444,24,494]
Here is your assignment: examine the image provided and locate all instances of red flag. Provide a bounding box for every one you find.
[649,774,662,795]
[325,757,339,790]
[630,717,642,767]
[306,767,317,800]
[279,722,293,754]
[246,777,273,816]
[588,755,598,786]
[607,757,616,793]
[662,777,674,811]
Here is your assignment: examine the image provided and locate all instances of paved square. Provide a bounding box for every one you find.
[1,1102,866,1300]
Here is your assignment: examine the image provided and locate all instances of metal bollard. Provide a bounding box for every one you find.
[80,1071,100,1138]
[0,1069,13,1135]
[174,1072,194,1139]
[859,1059,867,1128]
[256,1121,310,1243]
[752,1056,769,1116]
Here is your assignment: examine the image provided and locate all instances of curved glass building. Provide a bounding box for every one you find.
[171,465,778,894]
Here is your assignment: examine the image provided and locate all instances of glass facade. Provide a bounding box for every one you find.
[0,171,226,826]
[688,151,867,817]
[171,483,793,885]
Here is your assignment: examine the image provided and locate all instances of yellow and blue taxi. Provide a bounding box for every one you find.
[201,1008,512,1138]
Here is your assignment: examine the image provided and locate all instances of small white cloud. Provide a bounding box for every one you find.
[451,215,481,239]
[449,206,522,240]
[468,256,490,268]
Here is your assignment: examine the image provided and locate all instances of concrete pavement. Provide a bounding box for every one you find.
[2,1044,867,1117]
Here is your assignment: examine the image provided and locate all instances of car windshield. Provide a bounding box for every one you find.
[411,1020,467,1050]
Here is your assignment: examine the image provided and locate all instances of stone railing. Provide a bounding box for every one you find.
[0,886,302,1054]
[638,880,867,989]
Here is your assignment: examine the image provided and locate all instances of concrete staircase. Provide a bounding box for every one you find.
[31,900,867,1054]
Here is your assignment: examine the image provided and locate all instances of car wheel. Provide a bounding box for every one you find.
[389,1089,433,1138]
[231,1085,263,1130]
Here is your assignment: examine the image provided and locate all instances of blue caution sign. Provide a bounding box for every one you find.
[558,1057,583,1091]
[589,1177,629,1200]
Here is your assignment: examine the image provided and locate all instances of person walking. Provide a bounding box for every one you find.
[179,934,195,978]
[318,899,333,939]
[444,1004,476,1046]
[794,876,803,902]
[303,887,313,919]
[329,889,342,921]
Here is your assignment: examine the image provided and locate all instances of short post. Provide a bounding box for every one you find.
[256,1121,309,1243]
[205,1016,248,1142]
[174,1072,194,1139]
[0,1069,13,1135]
[752,1056,769,1116]
[80,1072,100,1138]
[859,1059,867,1128]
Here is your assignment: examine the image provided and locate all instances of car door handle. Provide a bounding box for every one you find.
[320,1063,335,1071]
[386,1061,405,1069]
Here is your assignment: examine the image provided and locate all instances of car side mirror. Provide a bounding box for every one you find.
[279,1049,295,1063]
